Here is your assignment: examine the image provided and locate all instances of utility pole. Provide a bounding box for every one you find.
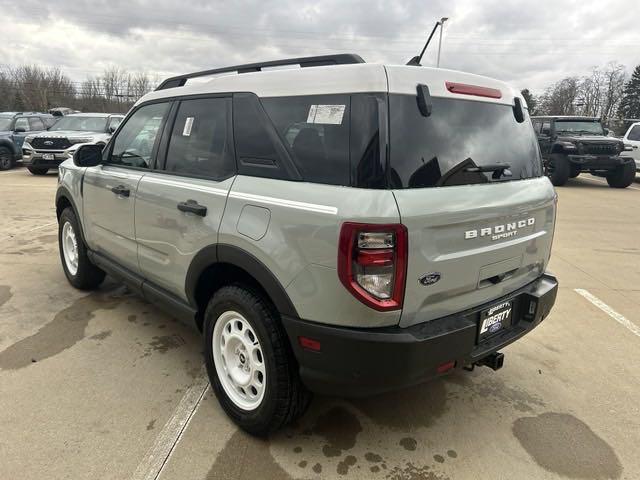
[436,17,449,68]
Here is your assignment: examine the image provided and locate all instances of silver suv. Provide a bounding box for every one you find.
[55,54,558,435]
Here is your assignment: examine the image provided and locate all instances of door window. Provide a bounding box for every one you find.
[107,103,169,169]
[108,116,123,132]
[164,97,234,179]
[627,125,640,141]
[14,118,29,132]
[28,117,45,130]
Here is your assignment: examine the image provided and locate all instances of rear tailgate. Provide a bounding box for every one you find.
[395,177,556,328]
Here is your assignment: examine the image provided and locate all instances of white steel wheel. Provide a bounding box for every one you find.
[212,310,266,411]
[61,221,79,276]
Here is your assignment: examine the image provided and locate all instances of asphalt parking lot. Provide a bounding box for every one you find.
[1,167,639,480]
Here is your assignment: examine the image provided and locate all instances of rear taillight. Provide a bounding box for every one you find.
[338,223,408,311]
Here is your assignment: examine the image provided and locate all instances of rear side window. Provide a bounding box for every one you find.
[628,125,640,141]
[14,118,29,131]
[43,117,58,128]
[389,95,543,188]
[261,95,350,186]
[165,97,234,179]
[28,117,45,130]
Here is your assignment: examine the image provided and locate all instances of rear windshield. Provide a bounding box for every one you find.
[389,95,542,188]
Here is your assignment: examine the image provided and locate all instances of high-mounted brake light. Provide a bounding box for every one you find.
[338,223,408,311]
[445,81,502,99]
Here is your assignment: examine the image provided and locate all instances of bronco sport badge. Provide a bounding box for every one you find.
[464,217,535,241]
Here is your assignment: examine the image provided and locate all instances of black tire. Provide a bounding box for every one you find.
[0,146,14,171]
[28,167,49,175]
[546,153,571,186]
[203,285,311,436]
[58,207,106,290]
[606,162,636,188]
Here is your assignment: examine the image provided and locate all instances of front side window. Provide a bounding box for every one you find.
[541,122,551,135]
[14,118,29,132]
[49,116,108,132]
[164,97,234,179]
[108,103,169,169]
[108,116,123,132]
[389,96,543,188]
[627,125,640,141]
[0,117,12,131]
[261,94,350,186]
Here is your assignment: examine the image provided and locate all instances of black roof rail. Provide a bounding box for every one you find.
[155,53,365,91]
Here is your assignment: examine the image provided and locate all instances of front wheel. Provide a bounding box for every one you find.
[58,207,105,289]
[606,162,635,188]
[28,167,49,175]
[0,147,14,170]
[546,153,570,186]
[203,285,311,436]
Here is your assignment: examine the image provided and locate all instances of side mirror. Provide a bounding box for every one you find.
[14,127,26,133]
[108,125,117,133]
[603,128,610,135]
[73,144,103,167]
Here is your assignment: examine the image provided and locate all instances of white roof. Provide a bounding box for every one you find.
[138,63,522,107]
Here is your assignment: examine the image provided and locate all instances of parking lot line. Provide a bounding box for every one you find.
[131,370,209,480]
[575,288,640,338]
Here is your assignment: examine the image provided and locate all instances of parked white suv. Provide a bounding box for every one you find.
[622,122,640,172]
[56,54,558,435]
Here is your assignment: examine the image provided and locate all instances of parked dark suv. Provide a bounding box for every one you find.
[531,116,635,188]
[0,112,57,170]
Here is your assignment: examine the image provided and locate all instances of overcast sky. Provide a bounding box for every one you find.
[2,0,639,93]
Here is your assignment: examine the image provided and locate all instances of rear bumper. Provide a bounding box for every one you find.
[568,154,633,171]
[282,273,558,397]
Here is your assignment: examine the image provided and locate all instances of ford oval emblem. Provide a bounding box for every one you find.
[419,272,441,286]
[44,140,54,146]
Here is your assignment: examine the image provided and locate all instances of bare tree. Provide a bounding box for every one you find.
[538,77,580,115]
[599,62,626,122]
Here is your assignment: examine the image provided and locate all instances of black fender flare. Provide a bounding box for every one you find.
[0,138,19,156]
[185,244,299,318]
[55,186,89,245]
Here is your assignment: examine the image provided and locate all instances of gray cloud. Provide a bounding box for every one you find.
[3,0,640,92]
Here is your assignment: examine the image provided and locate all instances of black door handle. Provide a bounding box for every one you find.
[177,200,207,217]
[111,185,130,197]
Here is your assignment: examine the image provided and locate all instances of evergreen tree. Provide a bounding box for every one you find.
[618,65,640,119]
[521,89,538,115]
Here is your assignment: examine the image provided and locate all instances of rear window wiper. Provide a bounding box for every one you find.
[464,162,512,179]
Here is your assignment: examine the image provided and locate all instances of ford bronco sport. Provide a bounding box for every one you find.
[56,54,558,435]
[532,115,635,188]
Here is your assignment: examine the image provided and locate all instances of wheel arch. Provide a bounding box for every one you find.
[186,244,299,330]
[55,187,89,245]
[0,138,19,155]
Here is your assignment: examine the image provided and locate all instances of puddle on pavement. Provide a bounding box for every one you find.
[0,284,127,370]
[308,406,362,458]
[513,412,622,479]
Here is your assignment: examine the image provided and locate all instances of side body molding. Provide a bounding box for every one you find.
[185,244,299,318]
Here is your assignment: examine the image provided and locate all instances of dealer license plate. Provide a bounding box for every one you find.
[43,153,55,160]
[478,300,513,341]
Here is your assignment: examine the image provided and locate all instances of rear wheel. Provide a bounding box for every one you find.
[0,147,14,170]
[28,167,49,175]
[203,285,311,436]
[606,162,635,188]
[58,207,105,289]
[546,153,570,186]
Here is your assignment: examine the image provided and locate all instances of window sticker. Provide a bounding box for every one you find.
[182,117,194,136]
[306,105,346,125]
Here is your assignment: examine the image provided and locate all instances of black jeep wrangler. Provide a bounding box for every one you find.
[531,116,635,188]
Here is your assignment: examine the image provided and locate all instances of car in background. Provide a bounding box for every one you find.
[531,116,635,188]
[49,107,80,117]
[0,112,58,170]
[22,113,124,175]
[622,122,640,172]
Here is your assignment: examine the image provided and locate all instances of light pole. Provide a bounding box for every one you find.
[436,17,449,68]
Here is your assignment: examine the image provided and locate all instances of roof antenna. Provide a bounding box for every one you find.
[406,21,442,66]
